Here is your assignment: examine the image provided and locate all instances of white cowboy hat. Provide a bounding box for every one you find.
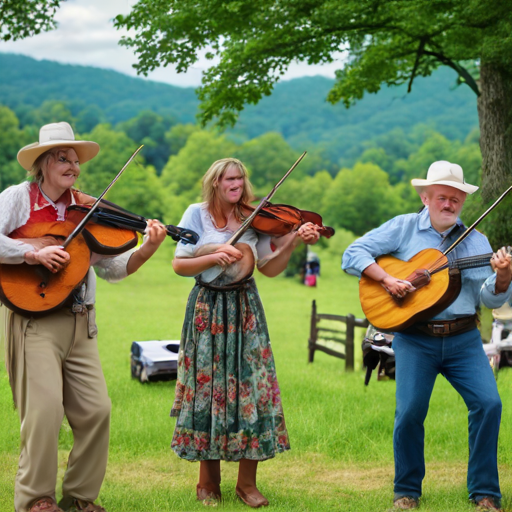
[17,122,100,171]
[411,160,478,195]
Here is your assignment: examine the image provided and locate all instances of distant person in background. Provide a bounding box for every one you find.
[304,252,320,287]
[0,122,166,512]
[342,161,512,511]
[170,158,320,508]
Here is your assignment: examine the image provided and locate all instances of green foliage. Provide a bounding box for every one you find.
[0,54,198,126]
[77,124,165,219]
[272,171,333,216]
[76,105,107,134]
[160,130,237,196]
[117,111,177,174]
[165,124,199,156]
[30,100,75,127]
[114,0,512,127]
[0,107,35,189]
[0,0,61,42]
[322,163,404,236]
[235,133,305,192]
[0,55,479,166]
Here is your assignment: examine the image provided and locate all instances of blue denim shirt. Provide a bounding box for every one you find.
[342,208,512,320]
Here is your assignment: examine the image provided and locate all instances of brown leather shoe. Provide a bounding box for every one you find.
[235,486,269,508]
[392,496,419,509]
[58,497,106,512]
[29,497,64,512]
[475,497,503,511]
[196,486,221,507]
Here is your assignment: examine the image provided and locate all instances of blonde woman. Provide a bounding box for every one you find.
[171,158,319,508]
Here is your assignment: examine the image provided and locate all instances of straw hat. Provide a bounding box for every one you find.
[411,160,478,195]
[17,122,100,171]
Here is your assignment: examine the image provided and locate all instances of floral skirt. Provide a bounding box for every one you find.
[171,277,290,461]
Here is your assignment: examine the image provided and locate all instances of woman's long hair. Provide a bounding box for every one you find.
[202,158,254,225]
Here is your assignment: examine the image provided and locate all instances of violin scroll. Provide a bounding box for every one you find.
[165,225,199,245]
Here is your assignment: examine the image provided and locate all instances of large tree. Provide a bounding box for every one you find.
[115,0,512,207]
[0,0,61,41]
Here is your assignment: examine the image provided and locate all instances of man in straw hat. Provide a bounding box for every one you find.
[0,122,167,512]
[342,161,512,511]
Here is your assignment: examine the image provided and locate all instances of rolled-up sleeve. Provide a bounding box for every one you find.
[93,250,133,283]
[480,273,512,310]
[342,217,404,277]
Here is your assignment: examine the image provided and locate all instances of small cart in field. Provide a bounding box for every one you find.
[130,340,180,383]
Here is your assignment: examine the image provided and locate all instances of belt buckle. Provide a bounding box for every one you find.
[431,324,447,335]
[71,302,87,314]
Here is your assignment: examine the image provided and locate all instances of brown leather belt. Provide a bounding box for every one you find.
[412,314,478,337]
[196,273,254,292]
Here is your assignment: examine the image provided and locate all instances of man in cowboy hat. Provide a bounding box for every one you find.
[0,122,167,512]
[342,161,512,511]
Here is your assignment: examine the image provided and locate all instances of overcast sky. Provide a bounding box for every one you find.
[0,0,344,88]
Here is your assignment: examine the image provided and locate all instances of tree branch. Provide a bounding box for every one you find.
[407,37,426,93]
[423,50,480,96]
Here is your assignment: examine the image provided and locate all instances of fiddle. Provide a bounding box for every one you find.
[244,202,335,239]
[69,199,199,254]
[0,199,199,317]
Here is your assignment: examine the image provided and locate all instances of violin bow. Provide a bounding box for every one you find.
[226,151,307,246]
[443,184,512,256]
[62,145,144,249]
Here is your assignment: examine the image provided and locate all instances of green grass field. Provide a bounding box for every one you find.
[1,242,511,511]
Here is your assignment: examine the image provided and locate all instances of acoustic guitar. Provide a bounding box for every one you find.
[359,247,506,331]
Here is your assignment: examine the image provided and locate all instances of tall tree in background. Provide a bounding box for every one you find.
[115,1,512,215]
[1,0,61,41]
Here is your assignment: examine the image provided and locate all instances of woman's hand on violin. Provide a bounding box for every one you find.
[144,219,167,249]
[297,223,321,245]
[210,245,243,268]
[127,220,167,275]
[210,251,239,268]
[213,244,243,260]
[24,245,70,272]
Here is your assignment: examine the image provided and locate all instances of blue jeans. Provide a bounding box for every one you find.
[393,328,501,503]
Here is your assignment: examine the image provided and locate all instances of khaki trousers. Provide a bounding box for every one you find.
[9,307,111,512]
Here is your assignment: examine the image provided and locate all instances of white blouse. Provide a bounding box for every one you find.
[175,203,274,283]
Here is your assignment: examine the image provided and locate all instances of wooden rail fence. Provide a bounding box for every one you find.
[308,299,369,371]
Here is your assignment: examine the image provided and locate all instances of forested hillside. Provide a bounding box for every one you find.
[0,53,478,165]
[0,52,489,247]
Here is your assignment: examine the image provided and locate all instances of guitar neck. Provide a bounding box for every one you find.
[451,253,494,271]
[449,248,512,271]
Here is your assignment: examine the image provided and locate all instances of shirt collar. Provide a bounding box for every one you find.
[36,184,75,209]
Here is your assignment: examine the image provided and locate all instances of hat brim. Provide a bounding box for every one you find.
[411,178,478,195]
[17,139,100,171]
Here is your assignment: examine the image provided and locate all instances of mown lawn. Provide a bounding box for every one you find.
[1,241,511,511]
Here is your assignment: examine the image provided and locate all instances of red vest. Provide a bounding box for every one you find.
[10,183,79,238]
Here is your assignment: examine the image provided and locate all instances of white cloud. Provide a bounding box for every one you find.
[0,0,343,87]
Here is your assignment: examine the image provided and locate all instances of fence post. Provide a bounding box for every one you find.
[345,314,355,371]
[308,300,317,363]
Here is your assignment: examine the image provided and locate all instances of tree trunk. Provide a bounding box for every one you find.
[477,62,512,202]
